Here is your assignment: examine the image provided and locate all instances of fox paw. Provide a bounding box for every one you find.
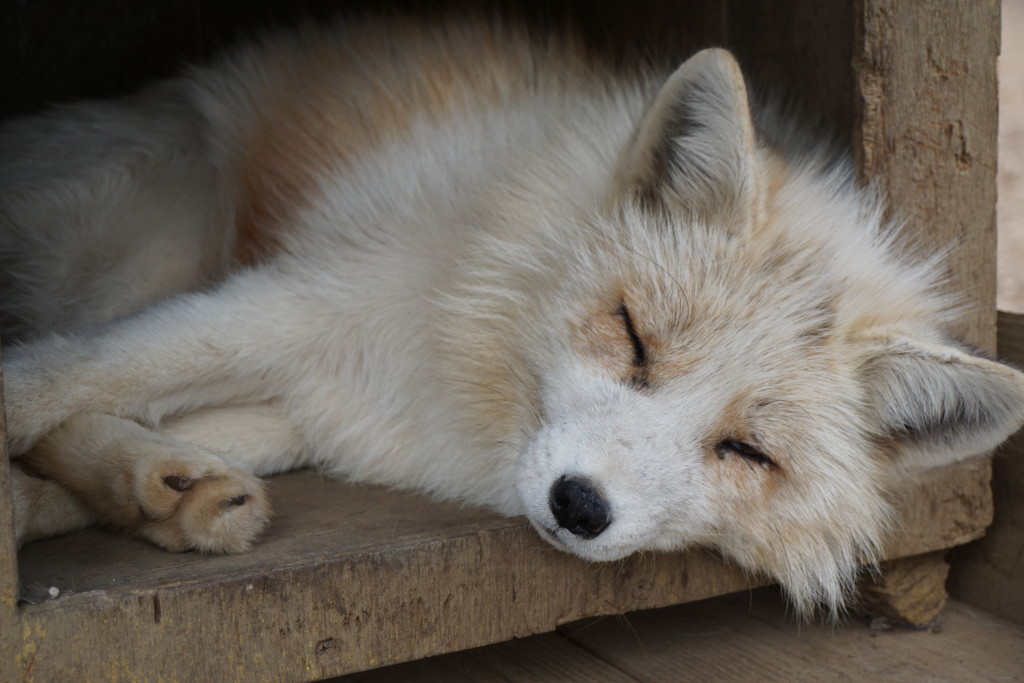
[133,457,272,553]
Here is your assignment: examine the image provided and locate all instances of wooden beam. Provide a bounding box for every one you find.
[853,0,1000,350]
[350,592,1024,682]
[848,0,1000,624]
[554,591,1024,682]
[858,551,950,627]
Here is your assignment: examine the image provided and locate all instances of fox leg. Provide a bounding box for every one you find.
[3,269,310,457]
[155,402,311,478]
[11,463,94,547]
[19,412,270,552]
[14,402,307,552]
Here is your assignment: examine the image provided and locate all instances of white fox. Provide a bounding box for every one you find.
[3,17,1023,617]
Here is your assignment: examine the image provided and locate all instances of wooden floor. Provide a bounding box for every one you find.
[339,589,1024,682]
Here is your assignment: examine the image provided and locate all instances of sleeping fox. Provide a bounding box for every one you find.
[3,16,1023,617]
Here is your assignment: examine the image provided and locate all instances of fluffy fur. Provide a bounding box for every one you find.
[3,16,1024,617]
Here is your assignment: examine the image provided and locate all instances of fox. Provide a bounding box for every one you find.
[2,15,1024,618]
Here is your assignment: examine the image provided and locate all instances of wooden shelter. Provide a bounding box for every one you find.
[1,1,1016,679]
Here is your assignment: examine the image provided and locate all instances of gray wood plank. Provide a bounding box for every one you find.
[341,632,638,683]
[560,590,1024,683]
[12,455,996,681]
[330,591,1024,682]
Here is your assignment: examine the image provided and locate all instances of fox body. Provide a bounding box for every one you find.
[3,17,1024,616]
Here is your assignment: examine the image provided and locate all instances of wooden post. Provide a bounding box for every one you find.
[850,0,1001,623]
[853,0,1000,350]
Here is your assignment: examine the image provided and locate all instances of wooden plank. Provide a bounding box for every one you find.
[341,631,637,683]
[564,592,868,681]
[950,311,1024,623]
[849,0,1000,624]
[558,591,1024,683]
[336,592,1024,682]
[882,454,992,553]
[853,0,1000,350]
[14,471,758,681]
[11,453,992,682]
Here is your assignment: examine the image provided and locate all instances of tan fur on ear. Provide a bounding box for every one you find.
[859,335,1024,469]
[613,48,762,228]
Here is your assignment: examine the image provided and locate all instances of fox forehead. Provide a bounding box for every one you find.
[567,292,856,452]
[556,221,882,467]
[569,223,843,362]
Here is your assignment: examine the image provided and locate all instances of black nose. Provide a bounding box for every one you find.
[549,476,611,538]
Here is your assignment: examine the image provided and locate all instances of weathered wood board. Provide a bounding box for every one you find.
[343,591,1024,682]
[853,0,1000,350]
[7,456,992,681]
[841,0,1002,623]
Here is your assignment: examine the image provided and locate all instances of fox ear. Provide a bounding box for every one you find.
[613,48,760,227]
[859,336,1024,469]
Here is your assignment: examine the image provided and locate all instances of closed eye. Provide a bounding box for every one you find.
[616,303,649,388]
[716,439,776,471]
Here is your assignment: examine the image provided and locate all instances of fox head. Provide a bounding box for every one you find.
[444,48,1024,617]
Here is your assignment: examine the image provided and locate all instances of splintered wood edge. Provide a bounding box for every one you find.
[858,551,951,626]
[13,455,991,681]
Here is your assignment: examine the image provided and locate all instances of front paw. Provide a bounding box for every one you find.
[134,457,272,553]
[2,337,81,456]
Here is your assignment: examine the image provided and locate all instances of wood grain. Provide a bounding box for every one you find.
[853,0,1000,351]
[557,591,1024,683]
[343,591,1024,682]
[858,551,950,626]
[343,627,636,683]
